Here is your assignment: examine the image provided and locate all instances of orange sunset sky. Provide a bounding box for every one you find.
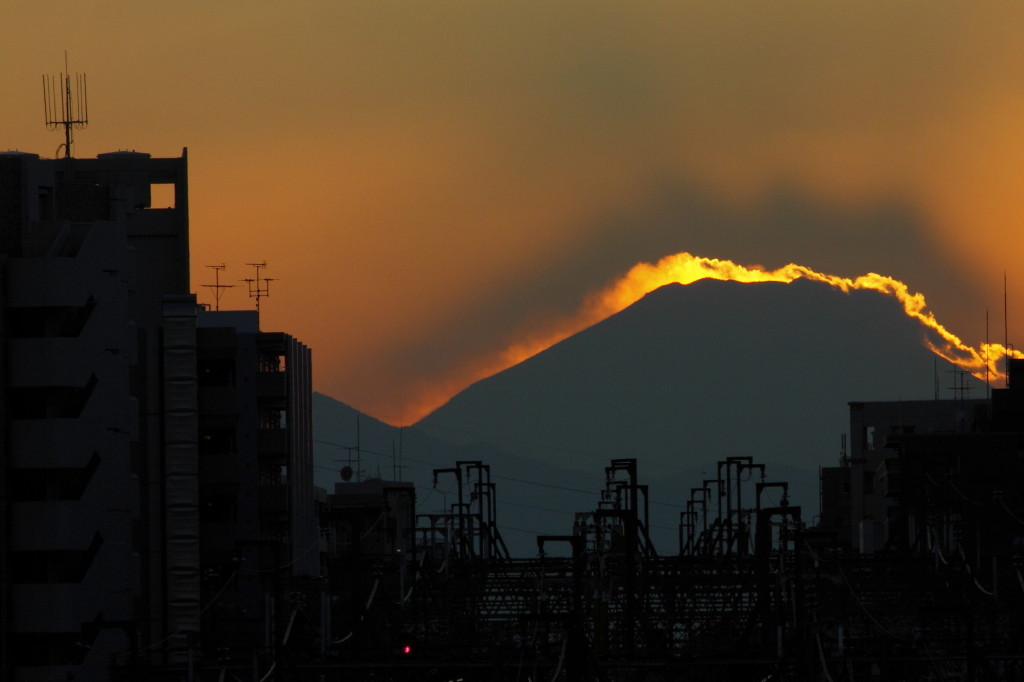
[5,2,1024,424]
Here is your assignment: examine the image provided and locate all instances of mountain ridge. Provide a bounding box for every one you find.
[317,278,984,554]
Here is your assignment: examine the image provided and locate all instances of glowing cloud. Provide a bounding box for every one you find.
[499,251,1021,385]
[406,252,1021,424]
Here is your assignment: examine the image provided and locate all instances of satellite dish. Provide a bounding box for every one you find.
[340,465,353,482]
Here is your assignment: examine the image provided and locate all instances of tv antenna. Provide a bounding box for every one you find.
[242,261,275,313]
[42,52,88,159]
[336,414,364,482]
[202,264,235,311]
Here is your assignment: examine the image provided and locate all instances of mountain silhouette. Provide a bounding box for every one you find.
[316,279,984,554]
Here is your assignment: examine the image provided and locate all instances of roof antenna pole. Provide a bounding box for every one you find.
[43,52,88,159]
[202,264,235,311]
[242,261,275,316]
[986,308,990,399]
[1005,272,1009,388]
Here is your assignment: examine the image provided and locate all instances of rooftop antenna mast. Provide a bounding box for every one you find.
[1005,272,1010,388]
[986,308,991,399]
[242,261,275,314]
[42,52,88,159]
[202,264,235,311]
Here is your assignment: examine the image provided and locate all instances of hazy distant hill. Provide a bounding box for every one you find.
[312,393,602,556]
[316,279,984,555]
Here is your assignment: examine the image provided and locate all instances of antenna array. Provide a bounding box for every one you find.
[243,262,276,314]
[202,264,235,311]
[42,53,88,159]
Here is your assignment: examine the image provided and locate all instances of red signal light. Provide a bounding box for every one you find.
[402,645,412,654]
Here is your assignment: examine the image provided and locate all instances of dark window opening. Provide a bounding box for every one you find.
[10,533,103,583]
[259,465,286,487]
[259,408,287,430]
[201,496,238,523]
[37,186,54,221]
[199,427,237,456]
[8,633,90,666]
[258,353,286,373]
[8,452,101,501]
[8,374,98,419]
[7,297,97,338]
[198,357,236,387]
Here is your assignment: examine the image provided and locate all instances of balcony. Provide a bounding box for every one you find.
[257,371,287,399]
[258,429,289,463]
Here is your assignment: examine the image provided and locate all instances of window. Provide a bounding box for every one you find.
[8,375,98,418]
[9,633,87,666]
[149,183,175,209]
[6,298,96,338]
[258,352,286,373]
[198,357,235,387]
[259,408,287,430]
[199,427,236,456]
[10,533,103,583]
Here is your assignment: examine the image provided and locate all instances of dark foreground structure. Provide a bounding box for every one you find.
[313,367,1024,681]
[322,471,1021,678]
[0,151,317,681]
[2,150,1022,681]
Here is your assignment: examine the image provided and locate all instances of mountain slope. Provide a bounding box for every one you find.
[317,279,984,554]
[414,279,982,540]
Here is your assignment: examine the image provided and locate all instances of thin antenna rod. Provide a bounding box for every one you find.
[1005,272,1009,388]
[986,308,990,399]
[42,52,88,159]
[202,264,235,311]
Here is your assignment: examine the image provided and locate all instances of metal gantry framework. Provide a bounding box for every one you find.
[315,454,1024,682]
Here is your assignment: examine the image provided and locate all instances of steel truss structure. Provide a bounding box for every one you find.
[309,456,1024,681]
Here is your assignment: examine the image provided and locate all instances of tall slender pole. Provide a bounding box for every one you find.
[1005,272,1009,388]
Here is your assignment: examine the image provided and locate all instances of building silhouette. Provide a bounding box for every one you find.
[0,150,317,681]
[194,311,318,667]
[819,396,989,553]
[3,150,1023,681]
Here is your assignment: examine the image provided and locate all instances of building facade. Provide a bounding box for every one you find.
[194,311,319,667]
[1,150,190,680]
[0,150,318,681]
[818,397,988,553]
